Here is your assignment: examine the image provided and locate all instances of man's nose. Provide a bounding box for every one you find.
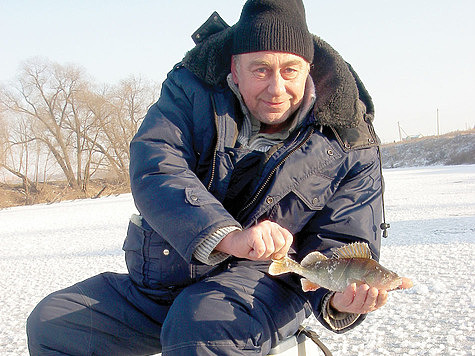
[267,73,286,97]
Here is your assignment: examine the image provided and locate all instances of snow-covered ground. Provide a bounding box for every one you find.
[0,165,474,355]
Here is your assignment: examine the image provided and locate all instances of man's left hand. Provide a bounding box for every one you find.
[330,277,413,314]
[330,284,387,314]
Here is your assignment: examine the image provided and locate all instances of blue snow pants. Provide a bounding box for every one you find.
[26,260,312,355]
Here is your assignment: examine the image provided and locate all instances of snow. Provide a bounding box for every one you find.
[1,165,474,355]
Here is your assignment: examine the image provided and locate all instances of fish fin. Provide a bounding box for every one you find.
[301,279,320,292]
[331,242,372,259]
[268,258,291,276]
[301,251,327,267]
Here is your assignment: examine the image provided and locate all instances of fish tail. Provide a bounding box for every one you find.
[268,257,292,276]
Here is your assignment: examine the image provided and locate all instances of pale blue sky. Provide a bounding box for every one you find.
[1,0,474,142]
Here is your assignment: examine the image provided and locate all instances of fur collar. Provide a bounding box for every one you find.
[182,26,374,129]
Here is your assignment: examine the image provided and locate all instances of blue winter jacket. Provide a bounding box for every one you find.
[124,19,383,332]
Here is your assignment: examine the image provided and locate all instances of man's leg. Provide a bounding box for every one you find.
[26,273,166,355]
[160,261,312,355]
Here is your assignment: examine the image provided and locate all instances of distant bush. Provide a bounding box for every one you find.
[381,130,475,169]
[0,180,129,209]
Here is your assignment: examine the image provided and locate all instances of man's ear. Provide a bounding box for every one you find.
[230,57,239,85]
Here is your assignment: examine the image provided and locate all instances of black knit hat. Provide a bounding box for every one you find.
[232,0,314,62]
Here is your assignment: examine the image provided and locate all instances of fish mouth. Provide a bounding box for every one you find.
[387,277,406,291]
[392,277,413,290]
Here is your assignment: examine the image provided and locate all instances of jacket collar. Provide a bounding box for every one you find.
[182,19,374,129]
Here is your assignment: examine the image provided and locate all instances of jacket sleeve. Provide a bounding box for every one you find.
[298,146,383,333]
[129,67,240,263]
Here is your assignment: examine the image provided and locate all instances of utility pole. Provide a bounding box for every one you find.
[437,109,440,137]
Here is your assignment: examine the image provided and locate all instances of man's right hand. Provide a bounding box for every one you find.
[215,220,293,261]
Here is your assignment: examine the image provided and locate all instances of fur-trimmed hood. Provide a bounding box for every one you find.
[182,12,375,130]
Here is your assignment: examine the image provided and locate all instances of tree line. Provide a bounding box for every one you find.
[0,58,160,202]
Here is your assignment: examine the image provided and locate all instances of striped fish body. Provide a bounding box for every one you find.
[269,242,402,292]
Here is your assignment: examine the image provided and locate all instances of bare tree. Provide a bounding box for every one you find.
[87,76,160,184]
[0,108,40,203]
[0,106,7,170]
[0,59,91,188]
[0,107,11,187]
[1,58,161,199]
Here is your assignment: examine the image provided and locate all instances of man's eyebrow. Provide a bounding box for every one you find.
[248,59,306,67]
[281,60,306,67]
[248,59,271,67]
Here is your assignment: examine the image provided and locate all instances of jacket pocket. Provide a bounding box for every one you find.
[123,218,147,287]
[123,215,217,290]
[292,173,334,210]
[268,173,335,234]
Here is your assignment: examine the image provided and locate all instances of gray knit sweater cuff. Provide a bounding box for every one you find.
[321,292,360,331]
[193,226,241,265]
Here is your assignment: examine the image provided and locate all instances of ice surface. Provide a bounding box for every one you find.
[0,165,474,355]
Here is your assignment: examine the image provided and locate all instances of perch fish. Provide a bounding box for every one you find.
[269,242,405,292]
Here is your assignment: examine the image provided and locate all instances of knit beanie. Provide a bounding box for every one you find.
[232,0,314,63]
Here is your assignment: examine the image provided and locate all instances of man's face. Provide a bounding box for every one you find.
[231,51,310,132]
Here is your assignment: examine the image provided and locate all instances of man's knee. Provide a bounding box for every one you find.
[26,293,69,354]
[27,274,167,355]
[26,283,97,355]
[26,302,43,351]
[160,281,268,354]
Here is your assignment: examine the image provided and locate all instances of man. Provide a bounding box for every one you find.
[27,0,409,354]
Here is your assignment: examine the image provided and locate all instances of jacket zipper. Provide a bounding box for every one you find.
[206,147,218,191]
[238,126,315,218]
[207,95,220,191]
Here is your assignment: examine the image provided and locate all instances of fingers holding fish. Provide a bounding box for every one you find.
[350,284,372,313]
[217,220,293,261]
[256,221,283,258]
[329,283,360,313]
[329,283,356,312]
[249,227,272,259]
[248,221,291,259]
[273,225,293,260]
[375,289,389,310]
[357,285,379,314]
[330,284,389,314]
[357,286,388,314]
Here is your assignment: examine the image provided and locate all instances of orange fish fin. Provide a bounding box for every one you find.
[331,242,372,259]
[301,279,320,292]
[268,258,290,276]
[301,251,327,267]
